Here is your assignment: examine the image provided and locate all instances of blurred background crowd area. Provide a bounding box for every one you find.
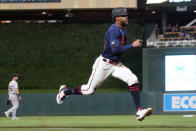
[158,22,196,41]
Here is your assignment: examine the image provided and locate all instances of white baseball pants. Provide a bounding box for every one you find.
[81,55,138,95]
[5,94,19,118]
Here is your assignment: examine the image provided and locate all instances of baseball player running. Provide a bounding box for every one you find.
[56,7,152,121]
[5,74,21,120]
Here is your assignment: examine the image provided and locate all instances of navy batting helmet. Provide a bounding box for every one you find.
[111,7,128,20]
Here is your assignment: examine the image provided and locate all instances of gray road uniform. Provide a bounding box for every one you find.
[5,80,19,119]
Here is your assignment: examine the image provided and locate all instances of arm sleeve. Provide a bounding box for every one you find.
[109,30,132,54]
[14,82,18,89]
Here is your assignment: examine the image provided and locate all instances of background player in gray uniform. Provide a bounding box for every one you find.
[5,74,21,120]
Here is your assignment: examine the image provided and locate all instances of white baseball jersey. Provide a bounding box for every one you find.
[8,80,18,94]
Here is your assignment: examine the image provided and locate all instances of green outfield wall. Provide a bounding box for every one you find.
[0,23,143,91]
[0,92,162,116]
[1,91,190,116]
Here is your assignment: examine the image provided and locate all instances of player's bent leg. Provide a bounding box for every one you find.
[80,85,95,95]
[112,64,142,109]
[56,67,110,104]
[130,83,152,121]
[129,83,141,109]
[112,64,152,121]
[129,83,152,121]
[80,57,113,95]
[80,68,111,95]
[56,56,112,104]
[112,64,139,86]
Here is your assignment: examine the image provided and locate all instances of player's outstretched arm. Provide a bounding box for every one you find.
[111,39,142,54]
[111,43,132,54]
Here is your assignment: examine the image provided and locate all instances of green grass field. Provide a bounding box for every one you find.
[0,115,196,131]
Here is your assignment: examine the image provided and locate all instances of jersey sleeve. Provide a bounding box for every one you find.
[15,82,18,89]
[109,29,132,54]
[109,29,121,48]
[9,81,18,89]
[8,82,14,88]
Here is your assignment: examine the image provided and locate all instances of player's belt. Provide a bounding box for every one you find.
[103,58,117,65]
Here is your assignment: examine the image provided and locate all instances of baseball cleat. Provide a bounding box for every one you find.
[4,112,10,118]
[56,85,67,104]
[136,108,152,121]
[12,117,19,120]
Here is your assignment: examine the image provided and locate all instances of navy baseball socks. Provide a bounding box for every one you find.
[129,83,152,121]
[129,83,141,110]
[63,85,82,96]
[56,85,82,104]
